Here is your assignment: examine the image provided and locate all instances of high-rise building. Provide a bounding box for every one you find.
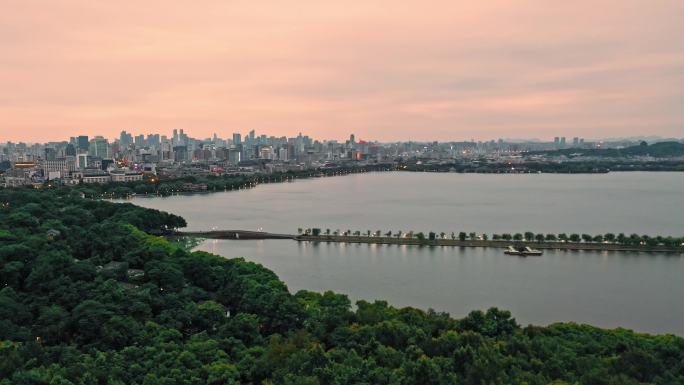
[228,148,241,165]
[120,131,133,147]
[279,147,289,161]
[232,133,241,145]
[44,148,56,161]
[560,137,566,146]
[77,136,89,152]
[160,136,172,160]
[89,136,109,158]
[65,143,76,156]
[554,137,560,146]
[173,146,187,162]
[147,134,160,148]
[134,134,145,148]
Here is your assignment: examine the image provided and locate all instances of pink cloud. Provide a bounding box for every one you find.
[0,0,683,142]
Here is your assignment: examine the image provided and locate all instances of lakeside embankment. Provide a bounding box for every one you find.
[174,230,683,253]
[69,158,684,200]
[77,164,395,199]
[180,230,294,239]
[296,235,683,253]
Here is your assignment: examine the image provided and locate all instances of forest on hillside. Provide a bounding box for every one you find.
[1,188,683,384]
[531,141,684,158]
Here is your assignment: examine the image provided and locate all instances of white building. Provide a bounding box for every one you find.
[81,174,111,184]
[279,148,289,161]
[110,170,143,182]
[42,158,76,180]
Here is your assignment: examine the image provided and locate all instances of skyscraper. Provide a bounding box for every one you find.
[44,148,56,161]
[120,131,132,147]
[65,143,76,156]
[89,136,109,158]
[173,146,187,162]
[178,129,188,146]
[147,134,160,148]
[77,136,89,152]
[232,133,242,145]
[135,134,145,148]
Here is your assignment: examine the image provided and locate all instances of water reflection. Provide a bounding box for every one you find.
[196,239,684,336]
[128,172,684,335]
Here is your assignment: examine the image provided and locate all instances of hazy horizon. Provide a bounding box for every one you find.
[2,130,682,146]
[2,0,683,142]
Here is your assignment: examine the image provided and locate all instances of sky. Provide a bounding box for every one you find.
[1,0,683,143]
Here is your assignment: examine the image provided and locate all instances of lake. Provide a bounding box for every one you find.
[128,172,684,335]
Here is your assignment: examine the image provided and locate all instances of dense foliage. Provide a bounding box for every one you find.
[399,159,684,173]
[300,228,684,250]
[532,141,684,158]
[1,188,683,384]
[489,231,684,248]
[49,157,684,202]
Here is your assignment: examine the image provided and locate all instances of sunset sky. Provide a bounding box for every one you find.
[1,0,683,142]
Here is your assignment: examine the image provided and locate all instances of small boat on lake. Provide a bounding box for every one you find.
[504,245,543,256]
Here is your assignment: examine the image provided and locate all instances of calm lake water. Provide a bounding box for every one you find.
[129,172,684,335]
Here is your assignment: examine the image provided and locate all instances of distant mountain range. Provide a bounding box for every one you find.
[501,136,682,144]
[532,141,684,158]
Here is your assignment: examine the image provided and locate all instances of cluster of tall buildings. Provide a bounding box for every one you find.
[1,129,660,188]
[554,136,585,148]
[0,130,383,187]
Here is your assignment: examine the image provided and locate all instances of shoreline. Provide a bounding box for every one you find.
[297,236,683,253]
[112,169,684,203]
[75,163,684,200]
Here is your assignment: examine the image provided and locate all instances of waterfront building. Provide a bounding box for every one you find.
[279,147,289,161]
[42,158,76,179]
[3,176,32,187]
[80,171,111,184]
[110,169,144,182]
[228,148,241,165]
[259,146,274,159]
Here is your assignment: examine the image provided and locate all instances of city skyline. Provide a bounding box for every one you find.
[4,127,677,146]
[2,1,683,142]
